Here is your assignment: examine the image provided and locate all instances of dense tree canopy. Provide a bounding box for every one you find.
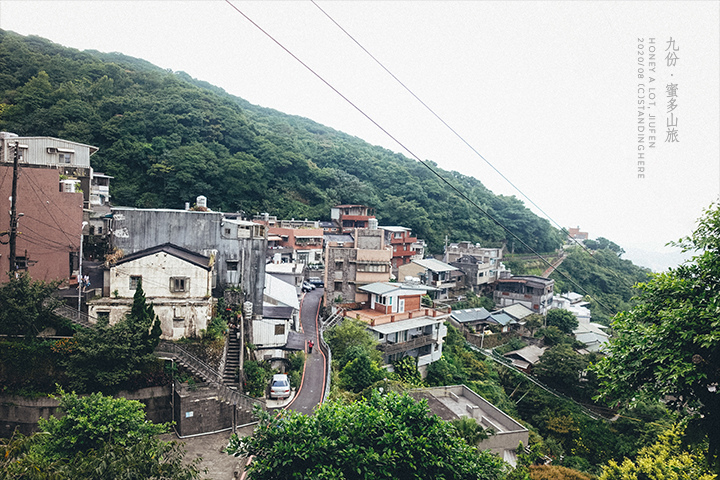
[0,29,564,254]
[63,279,162,392]
[544,309,578,334]
[594,204,720,468]
[226,391,507,480]
[1,388,203,479]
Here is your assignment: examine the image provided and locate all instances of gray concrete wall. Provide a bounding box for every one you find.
[111,207,266,314]
[0,386,172,438]
[173,384,257,437]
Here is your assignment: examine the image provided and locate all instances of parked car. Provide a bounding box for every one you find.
[269,374,291,399]
[308,277,324,288]
[301,281,315,292]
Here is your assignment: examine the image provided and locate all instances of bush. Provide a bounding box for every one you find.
[244,360,272,397]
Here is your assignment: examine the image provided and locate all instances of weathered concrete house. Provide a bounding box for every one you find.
[88,243,213,339]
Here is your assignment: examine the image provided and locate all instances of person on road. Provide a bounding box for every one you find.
[308,340,314,354]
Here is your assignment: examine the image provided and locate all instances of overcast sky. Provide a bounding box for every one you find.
[1,1,718,271]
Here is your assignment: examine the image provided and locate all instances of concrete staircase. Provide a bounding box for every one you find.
[222,326,242,385]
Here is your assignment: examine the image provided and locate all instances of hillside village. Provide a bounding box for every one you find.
[0,131,608,374]
[0,130,619,468]
[0,31,715,478]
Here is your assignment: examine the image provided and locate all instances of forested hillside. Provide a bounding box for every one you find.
[0,30,563,253]
[551,248,651,324]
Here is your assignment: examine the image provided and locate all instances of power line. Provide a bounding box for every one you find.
[310,0,595,257]
[222,1,615,315]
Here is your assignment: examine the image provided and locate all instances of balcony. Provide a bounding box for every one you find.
[379,334,435,355]
[347,307,450,326]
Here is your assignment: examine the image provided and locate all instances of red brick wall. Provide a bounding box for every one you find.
[401,295,422,311]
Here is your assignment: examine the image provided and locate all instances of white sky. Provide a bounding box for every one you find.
[1,1,718,271]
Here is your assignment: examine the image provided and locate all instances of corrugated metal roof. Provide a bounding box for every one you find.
[369,316,440,334]
[451,308,491,323]
[488,312,514,326]
[414,258,458,272]
[501,303,535,320]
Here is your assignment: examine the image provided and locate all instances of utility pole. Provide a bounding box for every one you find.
[8,141,19,273]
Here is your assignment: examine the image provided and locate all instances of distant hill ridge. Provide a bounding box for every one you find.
[0,29,563,254]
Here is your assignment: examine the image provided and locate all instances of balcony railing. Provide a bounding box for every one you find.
[379,334,435,355]
[348,307,450,327]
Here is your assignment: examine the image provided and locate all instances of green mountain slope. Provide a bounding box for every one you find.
[0,30,563,253]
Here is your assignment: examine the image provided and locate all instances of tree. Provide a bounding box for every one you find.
[0,272,62,336]
[226,391,507,479]
[545,309,578,335]
[600,425,715,480]
[38,387,168,458]
[339,349,384,393]
[325,317,382,366]
[64,279,162,392]
[451,416,493,447]
[533,344,588,396]
[2,388,204,479]
[594,204,720,468]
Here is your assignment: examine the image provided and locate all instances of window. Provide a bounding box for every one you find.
[274,324,285,335]
[173,318,185,327]
[394,232,403,239]
[224,228,231,236]
[58,153,72,163]
[130,275,142,290]
[97,311,110,322]
[226,261,238,271]
[334,281,342,291]
[357,263,388,273]
[170,277,189,292]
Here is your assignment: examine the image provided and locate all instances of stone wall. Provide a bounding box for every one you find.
[0,386,172,438]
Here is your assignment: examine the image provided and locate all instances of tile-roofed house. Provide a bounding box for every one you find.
[88,243,213,339]
[503,345,547,372]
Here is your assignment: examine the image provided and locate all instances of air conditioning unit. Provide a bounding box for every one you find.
[46,147,58,154]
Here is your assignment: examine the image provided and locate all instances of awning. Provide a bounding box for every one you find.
[369,317,440,335]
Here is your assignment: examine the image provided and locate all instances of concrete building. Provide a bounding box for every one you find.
[446,242,505,292]
[398,258,458,300]
[494,275,554,314]
[255,273,300,360]
[346,282,449,373]
[254,213,324,266]
[109,205,267,317]
[323,228,392,305]
[379,226,419,273]
[0,132,98,282]
[88,243,213,339]
[329,204,376,234]
[265,261,307,296]
[410,385,528,465]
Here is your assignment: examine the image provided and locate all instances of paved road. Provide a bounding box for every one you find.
[285,288,327,415]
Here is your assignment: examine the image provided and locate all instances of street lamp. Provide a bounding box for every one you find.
[78,221,88,312]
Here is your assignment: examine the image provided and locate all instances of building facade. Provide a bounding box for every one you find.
[88,243,213,339]
[346,282,449,374]
[493,275,554,314]
[0,133,98,282]
[110,205,267,317]
[323,228,392,305]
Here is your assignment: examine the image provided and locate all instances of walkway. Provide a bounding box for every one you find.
[285,288,328,415]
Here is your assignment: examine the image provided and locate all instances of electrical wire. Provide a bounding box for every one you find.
[222,1,615,316]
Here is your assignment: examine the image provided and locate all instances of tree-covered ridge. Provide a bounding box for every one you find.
[0,29,563,253]
[550,248,652,324]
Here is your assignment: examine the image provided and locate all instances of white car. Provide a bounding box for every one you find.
[269,374,291,399]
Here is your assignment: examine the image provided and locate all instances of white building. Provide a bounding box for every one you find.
[89,243,213,339]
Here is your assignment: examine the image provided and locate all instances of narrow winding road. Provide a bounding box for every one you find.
[284,288,327,414]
